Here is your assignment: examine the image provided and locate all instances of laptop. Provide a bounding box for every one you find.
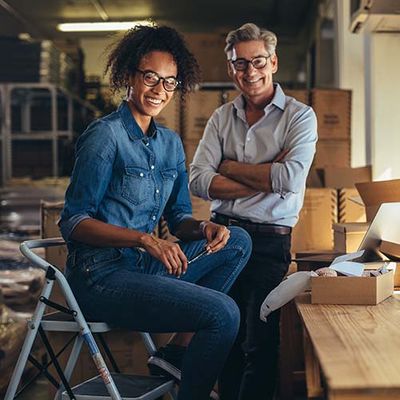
[357,202,400,261]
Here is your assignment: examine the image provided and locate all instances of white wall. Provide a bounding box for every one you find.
[335,0,400,179]
[335,0,366,168]
[365,33,400,180]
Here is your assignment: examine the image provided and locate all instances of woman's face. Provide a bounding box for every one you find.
[128,51,178,119]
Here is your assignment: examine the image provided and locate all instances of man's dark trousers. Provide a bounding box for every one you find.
[219,229,291,400]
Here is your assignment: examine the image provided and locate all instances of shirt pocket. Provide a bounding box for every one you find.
[122,166,151,205]
[161,168,177,199]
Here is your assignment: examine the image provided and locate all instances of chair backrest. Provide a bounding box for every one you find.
[20,237,158,354]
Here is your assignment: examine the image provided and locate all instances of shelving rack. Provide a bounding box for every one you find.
[0,83,98,186]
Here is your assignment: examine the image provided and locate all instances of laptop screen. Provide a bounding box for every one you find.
[357,202,400,261]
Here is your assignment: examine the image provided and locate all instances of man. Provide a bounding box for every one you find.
[189,23,317,400]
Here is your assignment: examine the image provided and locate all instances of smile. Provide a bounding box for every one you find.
[145,96,163,105]
[245,77,263,84]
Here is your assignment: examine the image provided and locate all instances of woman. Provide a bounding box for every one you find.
[59,25,251,400]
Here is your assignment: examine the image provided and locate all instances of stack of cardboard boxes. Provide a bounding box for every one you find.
[291,88,366,254]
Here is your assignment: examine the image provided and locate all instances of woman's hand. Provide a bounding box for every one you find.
[201,221,231,253]
[141,235,188,276]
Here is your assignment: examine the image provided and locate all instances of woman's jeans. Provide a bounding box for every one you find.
[66,226,252,400]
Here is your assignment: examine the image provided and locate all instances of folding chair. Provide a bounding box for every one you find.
[5,237,176,400]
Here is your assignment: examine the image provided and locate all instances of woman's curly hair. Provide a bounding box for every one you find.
[105,25,201,98]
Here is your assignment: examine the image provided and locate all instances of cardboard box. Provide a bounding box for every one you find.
[291,188,337,252]
[306,166,371,189]
[337,188,366,223]
[311,268,394,305]
[333,222,369,253]
[325,166,371,188]
[294,252,341,272]
[182,90,222,141]
[355,179,400,221]
[311,89,351,139]
[154,94,181,133]
[221,89,240,104]
[185,33,229,82]
[314,139,351,168]
[183,139,200,167]
[191,194,211,221]
[284,89,310,105]
[380,240,400,261]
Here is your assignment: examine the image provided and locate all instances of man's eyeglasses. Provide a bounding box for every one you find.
[229,55,272,71]
[136,69,180,92]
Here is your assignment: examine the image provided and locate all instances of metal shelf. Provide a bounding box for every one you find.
[0,83,98,186]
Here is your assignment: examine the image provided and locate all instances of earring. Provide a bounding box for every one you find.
[126,86,134,100]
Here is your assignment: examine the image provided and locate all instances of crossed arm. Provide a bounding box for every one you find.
[208,150,287,199]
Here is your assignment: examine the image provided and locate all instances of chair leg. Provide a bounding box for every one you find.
[96,333,120,373]
[53,334,84,400]
[140,332,158,356]
[4,278,54,400]
[38,325,76,399]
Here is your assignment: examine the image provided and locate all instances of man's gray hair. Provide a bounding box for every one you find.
[224,23,277,57]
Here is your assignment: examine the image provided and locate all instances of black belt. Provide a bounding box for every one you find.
[211,213,292,235]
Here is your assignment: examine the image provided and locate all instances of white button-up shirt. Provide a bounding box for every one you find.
[189,84,317,227]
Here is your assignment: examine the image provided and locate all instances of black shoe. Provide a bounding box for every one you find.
[147,344,219,399]
[148,344,186,381]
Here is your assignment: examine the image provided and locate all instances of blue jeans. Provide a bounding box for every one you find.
[66,226,252,400]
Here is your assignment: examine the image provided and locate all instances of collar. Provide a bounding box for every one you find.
[232,83,286,113]
[271,83,286,111]
[118,101,157,141]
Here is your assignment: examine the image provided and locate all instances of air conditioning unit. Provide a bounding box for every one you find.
[350,0,400,33]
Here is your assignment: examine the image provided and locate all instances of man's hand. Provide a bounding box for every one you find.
[218,159,236,177]
[201,221,231,253]
[141,235,187,276]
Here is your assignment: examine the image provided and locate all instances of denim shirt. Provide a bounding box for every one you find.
[59,101,192,251]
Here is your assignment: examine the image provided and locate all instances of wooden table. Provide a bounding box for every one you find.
[296,292,400,399]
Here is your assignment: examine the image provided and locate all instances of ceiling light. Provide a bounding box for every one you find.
[57,20,154,32]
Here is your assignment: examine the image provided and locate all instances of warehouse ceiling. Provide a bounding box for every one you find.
[0,0,319,41]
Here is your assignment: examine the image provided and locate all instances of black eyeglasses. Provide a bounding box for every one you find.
[229,55,272,71]
[136,69,180,92]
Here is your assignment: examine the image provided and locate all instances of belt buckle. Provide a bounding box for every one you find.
[228,217,242,226]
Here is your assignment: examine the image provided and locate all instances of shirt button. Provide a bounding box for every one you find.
[156,189,160,194]
[247,137,251,141]
[151,165,155,170]
[139,172,144,177]
[152,216,156,220]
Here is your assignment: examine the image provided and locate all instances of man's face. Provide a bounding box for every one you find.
[228,40,278,102]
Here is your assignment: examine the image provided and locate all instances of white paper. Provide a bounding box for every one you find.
[259,271,317,322]
[329,261,365,277]
[331,250,365,265]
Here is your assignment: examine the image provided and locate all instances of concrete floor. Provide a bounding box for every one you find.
[17,377,51,400]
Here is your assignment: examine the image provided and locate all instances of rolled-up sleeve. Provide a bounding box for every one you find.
[189,114,222,200]
[270,106,317,197]
[163,138,193,234]
[59,121,116,241]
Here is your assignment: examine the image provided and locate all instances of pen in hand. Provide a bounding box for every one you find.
[187,248,209,265]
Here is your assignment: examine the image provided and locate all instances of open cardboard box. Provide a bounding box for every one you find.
[310,201,400,305]
[355,179,400,221]
[306,166,371,188]
[311,262,394,305]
